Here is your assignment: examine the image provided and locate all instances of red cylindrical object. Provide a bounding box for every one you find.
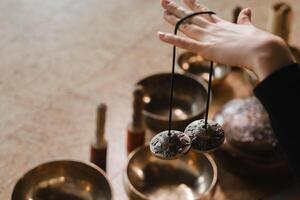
[127,129,145,154]
[90,145,107,172]
[127,86,145,154]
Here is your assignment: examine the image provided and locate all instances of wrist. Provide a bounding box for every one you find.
[251,35,295,81]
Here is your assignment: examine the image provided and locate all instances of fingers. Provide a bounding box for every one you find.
[182,0,221,22]
[158,32,207,53]
[237,8,252,25]
[161,0,191,17]
[161,0,209,27]
[183,0,209,12]
[164,11,205,40]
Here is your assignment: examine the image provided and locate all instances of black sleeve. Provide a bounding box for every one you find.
[254,63,300,180]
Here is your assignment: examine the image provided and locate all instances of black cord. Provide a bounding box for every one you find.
[204,61,213,128]
[168,11,216,135]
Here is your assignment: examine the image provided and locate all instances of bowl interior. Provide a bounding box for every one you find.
[178,52,230,81]
[138,73,208,121]
[12,160,112,200]
[126,146,217,200]
[178,52,210,75]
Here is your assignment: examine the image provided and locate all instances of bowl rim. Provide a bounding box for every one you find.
[137,72,211,122]
[11,159,113,200]
[123,145,218,200]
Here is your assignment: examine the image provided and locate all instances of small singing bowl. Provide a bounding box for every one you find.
[12,160,113,200]
[124,145,218,200]
[137,73,209,133]
[177,51,231,86]
[243,68,259,87]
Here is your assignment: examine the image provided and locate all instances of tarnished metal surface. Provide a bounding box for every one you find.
[184,119,225,152]
[150,130,191,160]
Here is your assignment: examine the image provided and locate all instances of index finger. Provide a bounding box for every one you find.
[158,32,209,54]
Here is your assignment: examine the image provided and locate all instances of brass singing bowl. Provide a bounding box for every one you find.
[243,68,259,87]
[12,160,113,200]
[124,145,218,200]
[137,73,209,133]
[177,51,231,87]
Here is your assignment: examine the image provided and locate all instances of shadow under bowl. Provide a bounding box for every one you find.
[12,160,113,200]
[137,73,209,133]
[124,145,218,200]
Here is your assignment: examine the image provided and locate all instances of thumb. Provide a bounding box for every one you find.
[237,8,252,25]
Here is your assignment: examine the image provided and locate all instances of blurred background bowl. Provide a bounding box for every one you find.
[243,68,259,87]
[137,73,209,133]
[12,160,113,200]
[177,51,231,87]
[123,145,217,200]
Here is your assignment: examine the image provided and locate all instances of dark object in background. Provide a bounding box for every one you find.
[215,98,278,154]
[126,86,146,154]
[267,2,300,62]
[267,2,291,42]
[232,6,242,23]
[254,63,300,182]
[90,103,108,172]
[213,97,290,179]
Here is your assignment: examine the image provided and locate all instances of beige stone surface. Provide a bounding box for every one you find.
[0,0,299,199]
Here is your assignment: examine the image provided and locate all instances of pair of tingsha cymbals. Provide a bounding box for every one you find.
[149,11,223,160]
[150,119,225,160]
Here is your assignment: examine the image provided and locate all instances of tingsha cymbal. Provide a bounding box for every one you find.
[184,119,225,152]
[150,130,191,160]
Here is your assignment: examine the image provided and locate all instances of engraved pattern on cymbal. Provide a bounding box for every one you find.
[150,130,191,160]
[184,119,225,152]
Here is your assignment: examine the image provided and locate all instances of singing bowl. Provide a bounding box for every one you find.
[124,145,218,200]
[243,68,259,87]
[137,73,209,133]
[12,160,113,200]
[177,51,231,87]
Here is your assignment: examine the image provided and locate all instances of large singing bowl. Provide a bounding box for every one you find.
[124,145,218,200]
[137,73,209,133]
[12,160,113,200]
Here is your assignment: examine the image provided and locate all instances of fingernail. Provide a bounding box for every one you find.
[162,0,170,6]
[244,8,251,14]
[158,32,165,38]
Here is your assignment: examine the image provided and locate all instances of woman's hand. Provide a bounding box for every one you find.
[158,0,295,81]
